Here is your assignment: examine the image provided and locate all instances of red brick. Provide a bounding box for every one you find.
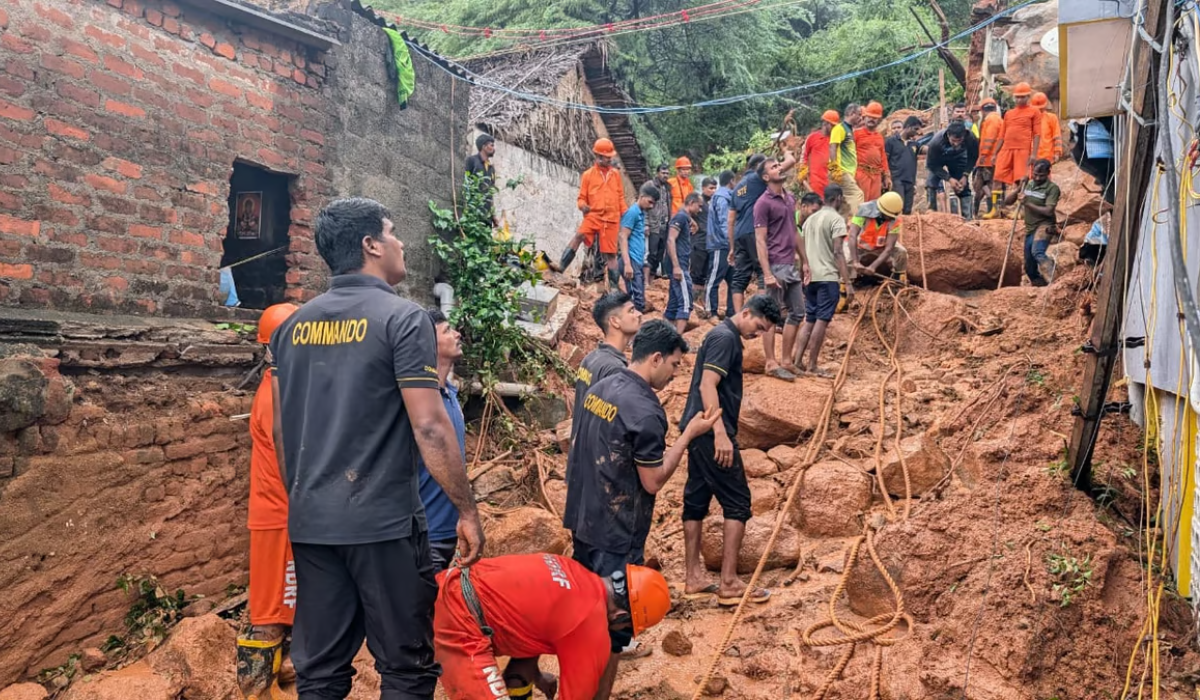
[1,34,35,54]
[292,68,307,85]
[79,252,122,270]
[206,77,241,99]
[40,54,87,79]
[309,63,325,78]
[0,263,33,279]
[101,156,143,179]
[162,1,181,17]
[163,17,180,34]
[152,35,184,54]
[57,82,101,107]
[104,99,146,119]
[49,183,89,205]
[213,42,235,60]
[103,55,143,81]
[130,44,165,68]
[44,118,89,141]
[90,71,133,95]
[61,39,99,63]
[103,276,129,291]
[0,8,7,29]
[0,99,34,122]
[84,173,126,194]
[171,62,205,85]
[170,230,205,247]
[184,89,214,108]
[299,128,324,146]
[122,257,161,275]
[144,8,163,26]
[0,75,22,98]
[273,62,291,79]
[128,224,161,239]
[0,190,20,210]
[0,214,39,237]
[293,53,306,69]
[199,32,216,48]
[0,145,17,164]
[95,235,136,253]
[173,102,207,124]
[85,25,126,49]
[6,59,36,81]
[35,3,73,28]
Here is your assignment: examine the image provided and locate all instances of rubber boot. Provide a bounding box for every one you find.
[981,192,1001,220]
[836,282,848,313]
[607,267,620,289]
[237,636,282,700]
[550,246,576,273]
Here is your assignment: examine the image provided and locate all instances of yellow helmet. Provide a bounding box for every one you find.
[877,191,903,218]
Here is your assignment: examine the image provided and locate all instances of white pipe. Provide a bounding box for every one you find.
[433,282,455,316]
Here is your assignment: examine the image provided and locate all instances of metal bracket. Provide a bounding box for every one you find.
[1120,94,1157,127]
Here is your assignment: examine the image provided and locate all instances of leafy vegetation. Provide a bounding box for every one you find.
[428,174,558,386]
[113,573,192,654]
[1045,548,1094,607]
[382,0,974,159]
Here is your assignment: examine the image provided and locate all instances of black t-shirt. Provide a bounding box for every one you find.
[885,135,919,184]
[465,153,496,215]
[270,274,440,545]
[570,343,628,441]
[680,318,743,438]
[732,172,767,239]
[669,210,693,271]
[563,369,667,552]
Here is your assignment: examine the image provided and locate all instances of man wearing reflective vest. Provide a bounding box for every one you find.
[974,98,1003,217]
[849,191,908,285]
[828,103,865,214]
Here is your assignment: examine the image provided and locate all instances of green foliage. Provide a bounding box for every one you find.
[702,129,775,174]
[115,573,191,652]
[37,653,82,687]
[214,322,256,334]
[1045,549,1094,607]
[382,0,975,160]
[1026,367,1047,387]
[428,174,548,385]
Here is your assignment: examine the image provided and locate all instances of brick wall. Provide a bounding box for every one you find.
[0,0,333,315]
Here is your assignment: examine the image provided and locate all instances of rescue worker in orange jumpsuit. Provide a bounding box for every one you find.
[434,556,670,700]
[669,156,695,216]
[987,82,1042,219]
[974,98,1003,217]
[553,138,627,289]
[799,110,837,195]
[238,303,299,700]
[1032,92,1064,162]
[854,101,890,202]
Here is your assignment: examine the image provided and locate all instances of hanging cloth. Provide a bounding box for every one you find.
[381,27,415,108]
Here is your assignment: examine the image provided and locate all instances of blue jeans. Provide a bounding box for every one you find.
[705,248,734,315]
[666,272,693,321]
[618,258,646,311]
[1024,228,1053,286]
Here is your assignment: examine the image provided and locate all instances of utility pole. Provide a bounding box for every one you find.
[1067,1,1167,492]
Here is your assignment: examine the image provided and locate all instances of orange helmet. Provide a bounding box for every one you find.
[258,303,298,343]
[980,97,998,109]
[624,564,670,636]
[862,101,884,119]
[674,156,692,169]
[1030,92,1049,109]
[1012,82,1033,97]
[593,138,617,157]
[821,109,840,125]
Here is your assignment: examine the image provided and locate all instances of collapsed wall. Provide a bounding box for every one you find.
[0,311,258,686]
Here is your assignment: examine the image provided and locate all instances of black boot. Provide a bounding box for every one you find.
[550,247,576,273]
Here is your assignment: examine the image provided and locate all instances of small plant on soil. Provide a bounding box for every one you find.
[114,573,191,653]
[1045,549,1094,607]
[37,652,82,688]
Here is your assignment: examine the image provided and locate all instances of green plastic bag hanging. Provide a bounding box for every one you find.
[382,27,415,107]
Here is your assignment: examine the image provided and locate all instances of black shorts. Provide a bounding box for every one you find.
[805,281,840,322]
[572,537,644,652]
[732,236,762,294]
[682,434,752,523]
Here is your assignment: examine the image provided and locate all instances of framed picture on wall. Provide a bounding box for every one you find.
[235,191,263,240]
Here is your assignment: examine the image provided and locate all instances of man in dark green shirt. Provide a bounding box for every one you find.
[1004,158,1060,286]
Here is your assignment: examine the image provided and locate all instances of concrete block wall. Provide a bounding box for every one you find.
[0,0,335,315]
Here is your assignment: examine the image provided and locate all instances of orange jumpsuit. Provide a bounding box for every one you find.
[577,164,625,254]
[993,104,1043,184]
[248,369,295,626]
[803,130,831,195]
[668,174,694,216]
[976,112,1003,168]
[853,128,889,202]
[435,555,612,700]
[1037,110,1064,161]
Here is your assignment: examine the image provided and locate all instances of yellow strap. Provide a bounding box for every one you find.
[508,684,534,697]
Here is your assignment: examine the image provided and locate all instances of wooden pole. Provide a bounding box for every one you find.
[938,69,946,126]
[1066,0,1166,492]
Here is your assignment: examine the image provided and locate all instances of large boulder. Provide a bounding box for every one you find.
[749,479,780,516]
[737,376,827,450]
[790,461,873,537]
[1052,159,1103,225]
[0,358,73,432]
[486,507,570,556]
[0,685,48,700]
[767,445,798,470]
[994,0,1059,101]
[701,515,800,573]
[845,538,905,619]
[741,448,778,478]
[879,434,951,497]
[906,213,1022,292]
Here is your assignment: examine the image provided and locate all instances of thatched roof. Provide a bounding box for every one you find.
[465,43,648,186]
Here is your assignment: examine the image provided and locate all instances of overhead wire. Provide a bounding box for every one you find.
[405,0,1039,116]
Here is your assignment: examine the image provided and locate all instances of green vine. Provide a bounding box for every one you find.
[428,174,550,386]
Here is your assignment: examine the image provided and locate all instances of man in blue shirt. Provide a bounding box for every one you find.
[705,170,736,320]
[619,183,661,313]
[667,193,703,332]
[418,309,467,573]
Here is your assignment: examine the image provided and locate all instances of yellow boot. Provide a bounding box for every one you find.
[836,282,848,313]
[236,635,283,700]
[981,192,1001,219]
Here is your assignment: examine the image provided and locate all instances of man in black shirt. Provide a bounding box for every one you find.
[885,116,922,215]
[464,133,498,226]
[563,319,719,697]
[691,177,717,318]
[680,294,783,605]
[270,197,483,700]
[570,291,643,442]
[925,122,975,219]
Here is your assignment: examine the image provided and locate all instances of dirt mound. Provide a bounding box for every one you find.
[0,685,47,700]
[485,507,570,556]
[906,213,1023,291]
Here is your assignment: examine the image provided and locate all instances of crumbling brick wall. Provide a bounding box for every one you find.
[0,0,334,315]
